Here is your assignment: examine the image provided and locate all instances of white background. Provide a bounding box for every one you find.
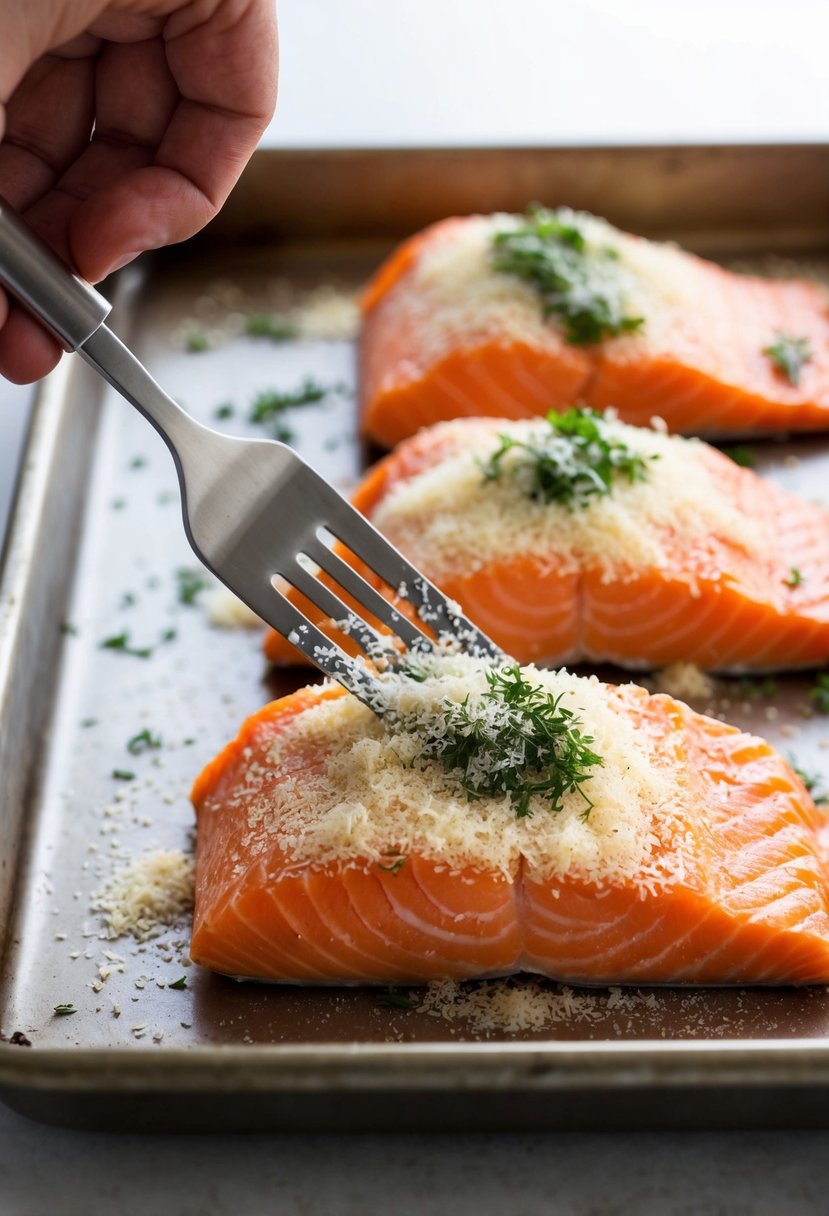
[1,1,829,1211]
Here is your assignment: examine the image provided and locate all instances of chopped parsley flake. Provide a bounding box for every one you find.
[185,330,210,353]
[167,976,188,990]
[60,620,78,636]
[129,455,147,470]
[784,567,804,588]
[112,769,136,781]
[763,334,813,386]
[493,206,644,345]
[409,663,603,820]
[176,567,209,606]
[53,1004,76,1016]
[810,673,829,714]
[214,402,235,420]
[720,445,756,469]
[250,379,328,425]
[244,313,297,341]
[481,407,653,510]
[99,631,153,659]
[126,728,162,756]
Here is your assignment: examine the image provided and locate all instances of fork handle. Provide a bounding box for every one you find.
[0,197,111,351]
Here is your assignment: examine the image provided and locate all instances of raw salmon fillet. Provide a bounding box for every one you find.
[263,414,829,672]
[190,659,829,985]
[360,210,829,447]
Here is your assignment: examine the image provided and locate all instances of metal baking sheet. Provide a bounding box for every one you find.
[4,144,829,1132]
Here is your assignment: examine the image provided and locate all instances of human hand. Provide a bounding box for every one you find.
[0,0,278,383]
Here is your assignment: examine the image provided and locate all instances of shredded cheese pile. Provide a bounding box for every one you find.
[406,209,700,366]
[93,850,195,942]
[229,655,693,894]
[370,416,766,585]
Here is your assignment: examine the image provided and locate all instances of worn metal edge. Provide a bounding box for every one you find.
[0,358,84,942]
[201,142,829,252]
[5,1039,829,1095]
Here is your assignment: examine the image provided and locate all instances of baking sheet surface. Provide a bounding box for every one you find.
[4,213,829,1064]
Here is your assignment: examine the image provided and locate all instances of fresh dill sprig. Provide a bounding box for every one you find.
[481,407,653,510]
[763,333,813,386]
[492,205,644,345]
[784,567,804,589]
[99,631,153,659]
[415,664,603,820]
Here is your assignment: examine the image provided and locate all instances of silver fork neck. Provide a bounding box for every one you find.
[79,325,199,457]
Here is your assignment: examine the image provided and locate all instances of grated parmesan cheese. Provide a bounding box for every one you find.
[93,850,195,942]
[654,663,717,704]
[370,416,767,586]
[229,655,693,894]
[205,587,265,630]
[415,978,660,1034]
[404,209,700,369]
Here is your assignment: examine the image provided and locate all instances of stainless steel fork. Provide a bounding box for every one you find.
[0,200,502,708]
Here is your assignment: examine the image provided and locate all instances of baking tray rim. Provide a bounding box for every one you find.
[8,1037,829,1095]
[6,143,829,1111]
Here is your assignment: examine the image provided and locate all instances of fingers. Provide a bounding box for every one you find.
[0,302,62,384]
[0,54,96,211]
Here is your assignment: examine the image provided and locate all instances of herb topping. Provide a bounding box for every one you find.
[406,663,603,820]
[763,333,813,386]
[492,206,644,345]
[481,407,654,510]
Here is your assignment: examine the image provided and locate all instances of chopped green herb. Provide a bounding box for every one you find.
[60,620,78,636]
[120,592,137,608]
[80,717,98,729]
[111,497,127,510]
[378,986,415,1011]
[126,728,162,756]
[183,737,196,746]
[167,976,188,990]
[275,423,295,444]
[250,378,328,426]
[481,407,653,510]
[811,673,829,714]
[244,313,297,342]
[790,759,829,805]
[411,664,603,820]
[493,205,644,345]
[176,567,209,606]
[730,676,778,701]
[53,1004,76,1016]
[763,333,813,386]
[214,402,235,420]
[785,567,804,588]
[161,626,177,643]
[185,330,210,353]
[156,490,177,506]
[721,445,756,469]
[112,769,136,781]
[129,455,147,470]
[377,856,407,875]
[99,631,153,659]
